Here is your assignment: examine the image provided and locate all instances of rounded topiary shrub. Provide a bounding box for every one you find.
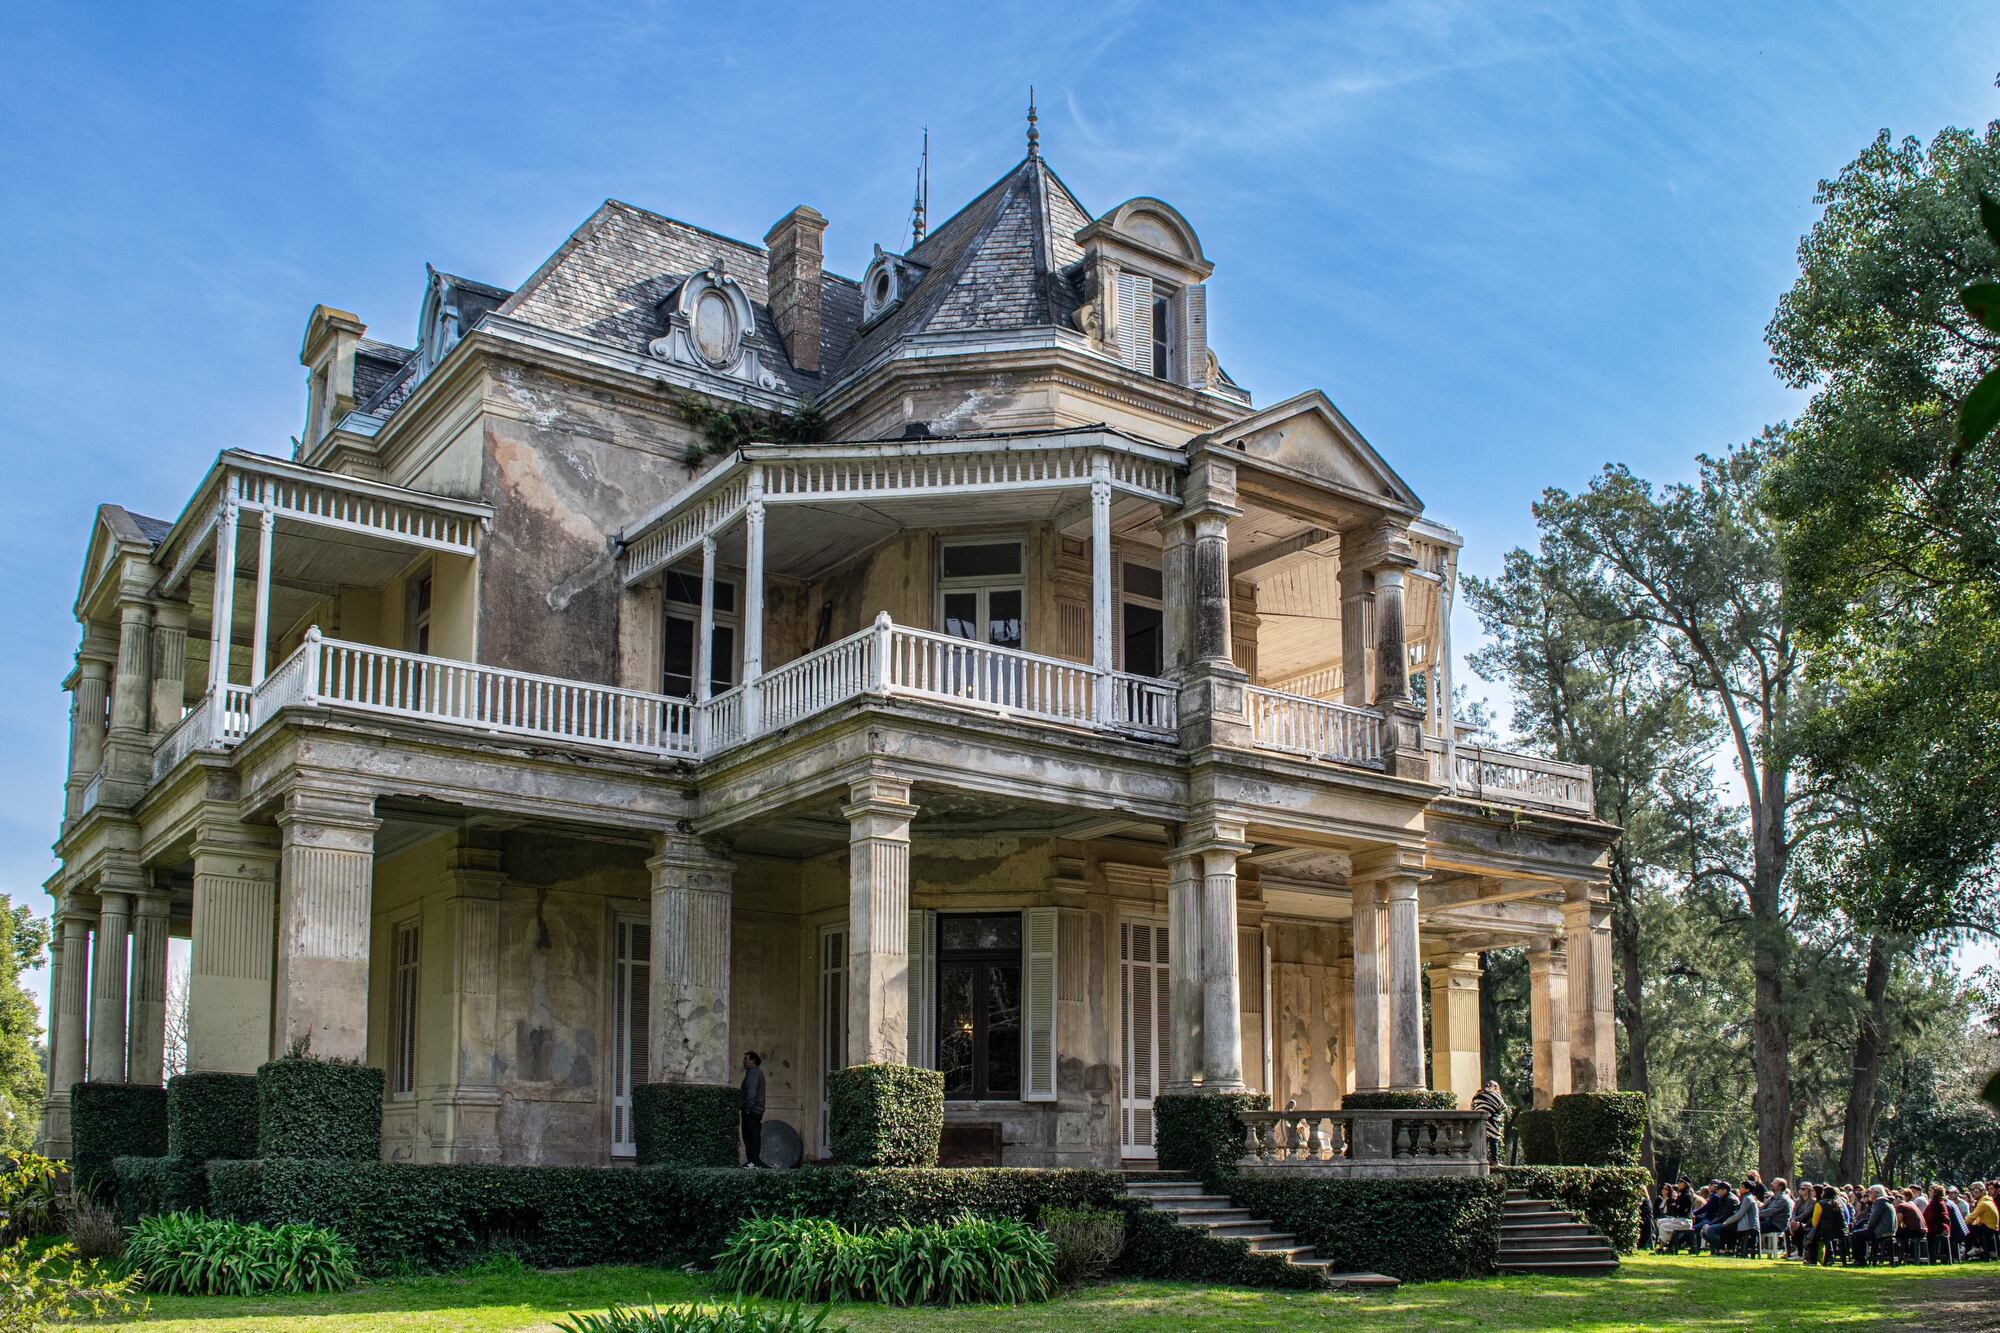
[1514,1107,1559,1165]
[1340,1090,1460,1111]
[633,1083,739,1166]
[69,1081,169,1194]
[828,1062,943,1166]
[257,1055,383,1160]
[1551,1091,1648,1166]
[1153,1091,1269,1182]
[169,1072,261,1160]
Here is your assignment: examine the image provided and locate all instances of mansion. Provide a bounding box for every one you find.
[43,131,1615,1168]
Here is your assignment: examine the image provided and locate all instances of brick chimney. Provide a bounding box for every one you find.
[765,205,826,373]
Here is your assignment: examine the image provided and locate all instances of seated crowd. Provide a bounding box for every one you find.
[1646,1173,2000,1265]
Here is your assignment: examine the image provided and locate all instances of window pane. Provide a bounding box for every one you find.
[940,913,1022,954]
[712,579,737,615]
[938,964,976,1097]
[662,616,694,697]
[943,592,979,641]
[710,624,737,692]
[1152,296,1171,379]
[984,964,1022,1099]
[1123,602,1164,677]
[1121,562,1164,600]
[664,571,702,606]
[942,543,1022,579]
[987,590,1023,649]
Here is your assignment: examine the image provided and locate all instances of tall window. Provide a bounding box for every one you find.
[611,917,650,1156]
[936,913,1022,1101]
[1120,561,1164,677]
[938,541,1024,650]
[1151,294,1172,380]
[390,920,420,1100]
[661,569,738,698]
[406,568,434,655]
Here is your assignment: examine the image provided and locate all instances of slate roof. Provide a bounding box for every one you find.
[129,512,174,545]
[353,338,414,407]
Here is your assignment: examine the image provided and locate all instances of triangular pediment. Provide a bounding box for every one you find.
[1204,389,1421,513]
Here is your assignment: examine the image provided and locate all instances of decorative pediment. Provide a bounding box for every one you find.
[648,266,779,390]
[1203,390,1421,513]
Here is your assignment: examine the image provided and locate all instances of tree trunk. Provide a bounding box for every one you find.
[1839,933,1891,1186]
[1749,798,1794,1183]
[1612,882,1654,1174]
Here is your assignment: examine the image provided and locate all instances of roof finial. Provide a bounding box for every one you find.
[911,128,929,246]
[1026,86,1040,160]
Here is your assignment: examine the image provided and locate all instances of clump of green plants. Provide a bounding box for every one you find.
[1040,1205,1125,1284]
[713,1214,1057,1307]
[125,1212,358,1296]
[0,1154,140,1332]
[560,1301,842,1333]
[64,1192,125,1260]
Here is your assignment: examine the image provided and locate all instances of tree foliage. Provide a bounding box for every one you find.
[0,902,47,1153]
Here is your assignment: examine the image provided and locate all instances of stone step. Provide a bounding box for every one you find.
[1324,1270,1402,1289]
[1164,1208,1255,1223]
[1252,1242,1318,1259]
[1503,1208,1575,1223]
[1501,1238,1617,1259]
[1502,1221,1601,1239]
[1496,1257,1622,1277]
[1127,1193,1234,1206]
[1123,1177,1202,1189]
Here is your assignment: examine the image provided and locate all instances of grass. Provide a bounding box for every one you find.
[86,1253,1998,1333]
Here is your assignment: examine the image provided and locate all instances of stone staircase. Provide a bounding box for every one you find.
[1496,1189,1620,1276]
[1119,1175,1400,1290]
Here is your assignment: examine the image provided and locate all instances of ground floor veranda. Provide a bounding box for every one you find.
[42,703,1616,1170]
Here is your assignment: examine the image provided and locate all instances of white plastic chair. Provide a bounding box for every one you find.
[1759,1230,1785,1258]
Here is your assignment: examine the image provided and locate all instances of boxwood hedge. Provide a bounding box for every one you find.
[257,1055,383,1161]
[1551,1091,1648,1166]
[1226,1174,1504,1282]
[111,1154,211,1222]
[827,1063,943,1167]
[69,1081,168,1194]
[633,1083,738,1167]
[1500,1165,1650,1252]
[1341,1090,1460,1111]
[1153,1091,1268,1182]
[169,1072,260,1161]
[1113,1202,1325,1289]
[1514,1107,1559,1164]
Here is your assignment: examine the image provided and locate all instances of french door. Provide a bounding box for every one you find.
[817,925,848,1157]
[1120,918,1171,1158]
[611,917,649,1157]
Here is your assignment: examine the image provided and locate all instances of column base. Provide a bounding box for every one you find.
[37,1095,72,1160]
[432,1086,505,1164]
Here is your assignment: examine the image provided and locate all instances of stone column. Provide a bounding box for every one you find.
[110,600,154,740]
[1348,884,1385,1091]
[65,654,111,822]
[1187,819,1248,1092]
[1563,889,1616,1092]
[434,840,504,1162]
[38,928,65,1151]
[89,889,133,1083]
[149,601,190,733]
[1338,560,1372,708]
[1190,511,1233,666]
[741,477,766,735]
[125,890,173,1084]
[1333,955,1357,1095]
[1427,953,1483,1105]
[1163,846,1203,1090]
[274,789,379,1061]
[1528,939,1571,1109]
[188,833,280,1074]
[1157,514,1189,679]
[43,911,92,1155]
[1383,874,1426,1091]
[648,834,735,1087]
[844,775,915,1067]
[1372,564,1410,707]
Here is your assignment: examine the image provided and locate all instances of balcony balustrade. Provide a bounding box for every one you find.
[1425,736,1594,816]
[1236,1107,1489,1178]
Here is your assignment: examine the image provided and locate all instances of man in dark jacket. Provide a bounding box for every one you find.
[1691,1181,1734,1253]
[740,1050,767,1168]
[1847,1185,1897,1265]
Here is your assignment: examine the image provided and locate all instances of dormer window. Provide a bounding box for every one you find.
[1151,293,1172,380]
[860,248,925,325]
[1077,198,1213,390]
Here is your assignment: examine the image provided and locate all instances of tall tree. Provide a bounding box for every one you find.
[1534,441,1823,1179]
[0,902,47,1152]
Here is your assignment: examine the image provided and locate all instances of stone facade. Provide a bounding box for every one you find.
[41,144,1616,1168]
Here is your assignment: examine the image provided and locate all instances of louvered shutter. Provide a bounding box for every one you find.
[1024,906,1059,1101]
[1173,283,1207,386]
[1114,272,1154,372]
[905,909,935,1068]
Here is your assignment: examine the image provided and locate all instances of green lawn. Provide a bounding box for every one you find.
[88,1253,1999,1333]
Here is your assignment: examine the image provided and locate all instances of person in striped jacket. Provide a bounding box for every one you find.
[1470,1080,1508,1164]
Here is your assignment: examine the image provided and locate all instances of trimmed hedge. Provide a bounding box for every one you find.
[168,1072,260,1161]
[1153,1092,1268,1182]
[1515,1108,1559,1165]
[1551,1091,1647,1166]
[634,1084,738,1167]
[204,1159,1126,1274]
[1114,1203,1324,1290]
[1226,1175,1504,1282]
[112,1155,212,1223]
[258,1056,383,1161]
[69,1081,168,1194]
[1500,1165,1649,1252]
[1341,1090,1460,1111]
[827,1064,943,1167]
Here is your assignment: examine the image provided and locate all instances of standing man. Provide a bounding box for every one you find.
[740,1050,767,1169]
[1470,1079,1508,1165]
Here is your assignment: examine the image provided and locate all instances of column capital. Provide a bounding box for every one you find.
[276,786,380,839]
[647,831,735,878]
[1176,814,1248,861]
[843,773,914,820]
[1347,847,1427,887]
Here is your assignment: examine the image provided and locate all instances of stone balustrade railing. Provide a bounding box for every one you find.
[1237,1108,1489,1177]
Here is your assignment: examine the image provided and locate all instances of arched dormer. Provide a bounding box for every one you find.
[859,245,927,326]
[647,265,780,390]
[1075,198,1215,390]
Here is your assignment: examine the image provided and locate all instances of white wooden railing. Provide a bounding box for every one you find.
[759,633,876,730]
[703,684,746,752]
[881,623,1097,727]
[1246,686,1385,768]
[1114,672,1178,734]
[1426,737,1594,815]
[153,696,214,782]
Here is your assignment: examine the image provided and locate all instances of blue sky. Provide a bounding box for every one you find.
[3,1,1996,1012]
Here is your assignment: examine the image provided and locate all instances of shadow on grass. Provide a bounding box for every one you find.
[120,1264,709,1325]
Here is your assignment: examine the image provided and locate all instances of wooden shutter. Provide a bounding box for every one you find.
[1173,283,1207,386]
[1114,272,1154,372]
[905,909,935,1068]
[392,921,420,1098]
[1024,906,1059,1101]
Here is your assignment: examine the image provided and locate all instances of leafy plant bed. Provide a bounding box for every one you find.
[714,1214,1057,1305]
[125,1212,357,1296]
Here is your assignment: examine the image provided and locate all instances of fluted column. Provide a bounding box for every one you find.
[54,913,91,1094]
[1372,565,1410,707]
[274,789,379,1061]
[110,600,154,738]
[65,655,111,822]
[1427,953,1483,1104]
[1383,874,1425,1091]
[436,839,504,1162]
[1190,512,1232,667]
[1333,956,1357,1094]
[1186,819,1249,1093]
[1338,561,1372,708]
[150,601,190,733]
[187,833,280,1074]
[648,834,735,1086]
[1529,939,1571,1109]
[126,891,173,1084]
[1163,846,1203,1090]
[1563,889,1616,1092]
[1349,884,1385,1091]
[845,774,915,1067]
[38,929,67,1152]
[89,890,133,1083]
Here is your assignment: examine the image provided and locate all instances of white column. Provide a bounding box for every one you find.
[1384,874,1425,1091]
[649,835,735,1087]
[742,478,766,736]
[125,891,172,1085]
[1563,889,1616,1092]
[273,789,378,1062]
[1090,460,1113,723]
[250,504,275,686]
[1189,821,1248,1092]
[1349,885,1385,1092]
[208,497,239,743]
[89,890,133,1083]
[844,774,915,1067]
[109,600,154,740]
[187,834,279,1074]
[1163,847,1203,1090]
[1529,939,1571,1109]
[693,535,717,750]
